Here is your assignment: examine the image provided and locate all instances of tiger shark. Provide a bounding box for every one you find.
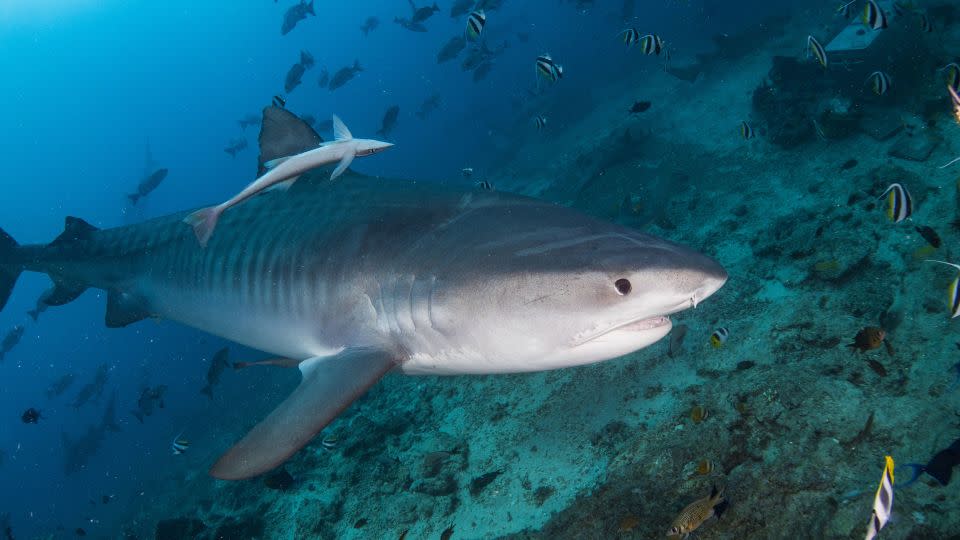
[0,107,726,480]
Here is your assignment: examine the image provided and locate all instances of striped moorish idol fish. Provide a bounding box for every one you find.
[925,260,960,318]
[807,35,828,68]
[863,0,888,30]
[879,182,912,222]
[867,71,891,95]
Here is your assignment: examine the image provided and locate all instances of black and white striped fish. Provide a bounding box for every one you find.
[172,435,190,455]
[619,28,641,47]
[466,10,485,41]
[535,54,563,83]
[863,0,888,30]
[918,12,934,33]
[879,183,912,223]
[867,71,891,95]
[639,34,664,56]
[739,121,755,140]
[272,95,286,108]
[864,456,894,540]
[926,260,960,318]
[807,35,828,68]
[476,180,494,191]
[534,115,547,130]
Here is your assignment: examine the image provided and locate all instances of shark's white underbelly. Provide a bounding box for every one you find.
[141,278,342,360]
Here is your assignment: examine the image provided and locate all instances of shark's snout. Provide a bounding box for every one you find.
[689,257,727,308]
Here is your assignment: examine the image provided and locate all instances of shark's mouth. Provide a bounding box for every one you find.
[572,315,672,346]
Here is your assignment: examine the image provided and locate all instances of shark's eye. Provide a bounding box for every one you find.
[614,278,631,295]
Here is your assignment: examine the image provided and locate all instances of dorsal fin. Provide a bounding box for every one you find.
[257,106,323,176]
[50,217,98,248]
[332,115,352,141]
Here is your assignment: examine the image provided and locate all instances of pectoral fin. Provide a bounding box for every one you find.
[330,152,355,180]
[208,348,397,480]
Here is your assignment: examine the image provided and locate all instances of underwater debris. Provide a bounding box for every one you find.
[848,327,886,352]
[690,405,709,424]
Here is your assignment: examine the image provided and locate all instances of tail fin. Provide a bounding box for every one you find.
[306,0,315,16]
[200,385,213,399]
[183,206,223,248]
[354,59,363,72]
[127,193,140,205]
[0,228,22,312]
[899,463,927,488]
[26,309,39,321]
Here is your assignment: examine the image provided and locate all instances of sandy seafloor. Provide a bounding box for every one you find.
[115,10,960,540]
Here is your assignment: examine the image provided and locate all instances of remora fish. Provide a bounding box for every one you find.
[127,168,169,205]
[184,112,393,247]
[0,110,726,480]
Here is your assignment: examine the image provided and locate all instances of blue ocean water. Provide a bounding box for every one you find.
[4,0,959,538]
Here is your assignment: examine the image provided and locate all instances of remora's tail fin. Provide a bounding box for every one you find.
[209,349,396,480]
[0,228,22,312]
[127,193,140,205]
[183,206,223,248]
